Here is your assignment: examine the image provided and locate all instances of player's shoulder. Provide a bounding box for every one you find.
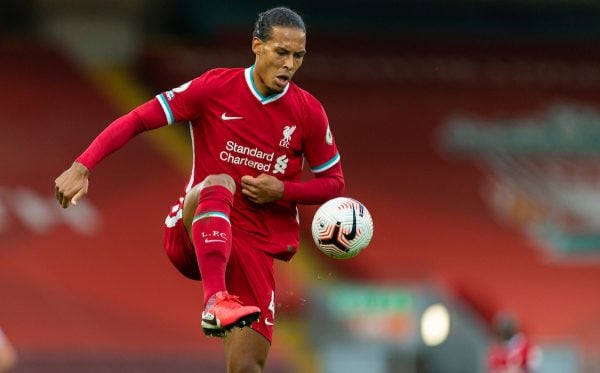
[201,67,243,78]
[288,82,323,110]
[195,67,245,87]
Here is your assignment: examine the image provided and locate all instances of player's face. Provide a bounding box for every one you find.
[252,26,306,96]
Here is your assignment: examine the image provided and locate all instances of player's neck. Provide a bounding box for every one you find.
[251,68,270,97]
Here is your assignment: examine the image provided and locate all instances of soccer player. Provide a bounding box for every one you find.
[54,6,344,372]
[487,312,542,373]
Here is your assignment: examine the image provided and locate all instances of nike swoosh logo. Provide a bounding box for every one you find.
[221,112,243,120]
[205,238,226,243]
[201,311,219,328]
[343,206,357,241]
[265,318,275,326]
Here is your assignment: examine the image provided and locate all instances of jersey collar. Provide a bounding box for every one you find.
[245,65,289,105]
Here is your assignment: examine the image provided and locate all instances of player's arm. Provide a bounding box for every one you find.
[281,98,345,204]
[55,74,209,208]
[55,99,167,208]
[282,161,344,204]
[240,165,344,204]
[240,100,345,205]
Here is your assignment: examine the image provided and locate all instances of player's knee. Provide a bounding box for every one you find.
[202,174,236,194]
[182,185,201,224]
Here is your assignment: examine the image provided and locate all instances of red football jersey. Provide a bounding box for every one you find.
[488,333,538,372]
[156,67,341,259]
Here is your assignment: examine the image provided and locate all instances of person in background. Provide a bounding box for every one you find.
[487,312,542,373]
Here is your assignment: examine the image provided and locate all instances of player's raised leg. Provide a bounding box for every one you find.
[225,327,270,373]
[183,174,260,336]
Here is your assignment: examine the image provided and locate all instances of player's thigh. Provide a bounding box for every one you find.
[163,197,200,280]
[224,327,270,373]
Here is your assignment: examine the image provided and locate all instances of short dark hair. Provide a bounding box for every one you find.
[253,7,306,41]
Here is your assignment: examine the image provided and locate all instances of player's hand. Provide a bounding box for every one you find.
[240,173,284,204]
[54,162,90,208]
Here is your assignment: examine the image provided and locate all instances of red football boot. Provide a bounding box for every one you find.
[201,291,261,337]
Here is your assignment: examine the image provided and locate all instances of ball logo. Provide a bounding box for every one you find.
[342,206,357,240]
[312,197,373,259]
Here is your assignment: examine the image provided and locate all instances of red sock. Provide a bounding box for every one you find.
[191,185,234,307]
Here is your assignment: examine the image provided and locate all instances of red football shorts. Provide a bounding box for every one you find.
[163,197,276,343]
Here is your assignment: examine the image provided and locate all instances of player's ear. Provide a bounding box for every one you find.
[252,37,263,56]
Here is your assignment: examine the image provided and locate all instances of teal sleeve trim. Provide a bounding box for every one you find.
[311,153,341,173]
[156,93,175,124]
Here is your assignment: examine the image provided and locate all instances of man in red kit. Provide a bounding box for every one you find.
[487,313,542,373]
[54,6,344,373]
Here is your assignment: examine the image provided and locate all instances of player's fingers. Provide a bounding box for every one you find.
[245,193,259,203]
[71,188,86,206]
[62,189,73,208]
[56,186,65,207]
[241,188,258,201]
[242,182,258,193]
[240,175,257,187]
[57,190,68,207]
[56,186,74,208]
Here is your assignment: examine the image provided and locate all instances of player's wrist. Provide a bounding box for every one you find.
[71,161,90,176]
[273,179,285,200]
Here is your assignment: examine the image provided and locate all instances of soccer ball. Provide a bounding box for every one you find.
[311,197,374,259]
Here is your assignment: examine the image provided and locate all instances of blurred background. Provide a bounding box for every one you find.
[2,0,600,372]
